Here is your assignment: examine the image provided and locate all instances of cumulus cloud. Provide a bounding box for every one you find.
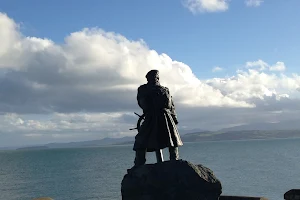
[183,0,264,14]
[212,66,223,72]
[1,12,300,146]
[1,112,133,134]
[245,0,264,7]
[246,59,286,72]
[206,69,298,103]
[0,12,249,115]
[246,59,268,71]
[183,0,228,14]
[269,62,286,72]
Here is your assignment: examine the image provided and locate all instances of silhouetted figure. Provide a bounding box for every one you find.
[133,70,183,167]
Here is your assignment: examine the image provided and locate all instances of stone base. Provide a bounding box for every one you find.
[285,189,300,200]
[220,196,268,200]
[121,159,222,200]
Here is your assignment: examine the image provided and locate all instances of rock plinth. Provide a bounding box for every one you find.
[285,189,300,200]
[220,196,268,200]
[121,159,222,200]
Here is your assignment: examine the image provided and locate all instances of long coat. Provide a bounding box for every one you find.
[133,83,183,152]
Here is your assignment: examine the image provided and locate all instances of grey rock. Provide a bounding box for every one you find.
[121,159,222,200]
[220,196,268,200]
[285,189,300,200]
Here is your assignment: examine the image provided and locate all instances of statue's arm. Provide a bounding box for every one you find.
[167,88,179,125]
[137,86,148,111]
[170,97,179,125]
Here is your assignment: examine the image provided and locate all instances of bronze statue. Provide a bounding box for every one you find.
[132,69,183,167]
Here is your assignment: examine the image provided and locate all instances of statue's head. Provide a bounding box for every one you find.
[146,70,159,83]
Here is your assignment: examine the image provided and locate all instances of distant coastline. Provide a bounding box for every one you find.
[17,146,49,150]
[3,129,300,151]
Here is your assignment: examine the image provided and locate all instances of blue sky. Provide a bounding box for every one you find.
[1,0,299,78]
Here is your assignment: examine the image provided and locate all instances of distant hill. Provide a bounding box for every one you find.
[17,146,49,150]
[181,130,300,142]
[12,136,135,151]
[0,146,17,150]
[113,130,300,145]
[178,128,207,135]
[219,120,300,132]
[45,136,135,148]
[8,129,300,150]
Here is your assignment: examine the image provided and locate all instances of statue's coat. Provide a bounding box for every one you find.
[133,83,183,152]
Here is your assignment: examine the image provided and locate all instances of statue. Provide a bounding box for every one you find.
[132,69,183,167]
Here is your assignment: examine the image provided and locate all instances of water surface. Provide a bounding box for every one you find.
[0,138,299,200]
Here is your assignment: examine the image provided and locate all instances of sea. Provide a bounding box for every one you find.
[0,138,299,200]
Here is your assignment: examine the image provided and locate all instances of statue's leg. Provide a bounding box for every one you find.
[169,147,179,160]
[155,149,164,163]
[134,149,146,166]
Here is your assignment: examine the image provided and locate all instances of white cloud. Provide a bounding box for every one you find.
[183,0,263,14]
[0,11,249,114]
[0,112,132,133]
[246,60,286,72]
[1,13,300,146]
[270,62,286,72]
[183,0,229,14]
[246,59,268,71]
[212,66,223,72]
[245,0,264,7]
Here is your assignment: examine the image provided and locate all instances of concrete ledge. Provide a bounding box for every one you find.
[220,196,268,200]
[284,189,300,200]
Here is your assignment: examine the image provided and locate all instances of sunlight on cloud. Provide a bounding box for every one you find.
[0,11,249,114]
[207,63,300,104]
[183,0,228,14]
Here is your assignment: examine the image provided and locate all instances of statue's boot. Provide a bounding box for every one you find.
[133,149,146,167]
[169,147,179,160]
[155,149,164,163]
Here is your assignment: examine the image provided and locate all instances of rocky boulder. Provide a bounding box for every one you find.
[121,159,222,200]
[284,189,300,200]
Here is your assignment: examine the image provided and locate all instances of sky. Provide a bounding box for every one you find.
[0,0,300,147]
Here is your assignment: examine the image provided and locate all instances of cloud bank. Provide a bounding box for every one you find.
[0,12,300,146]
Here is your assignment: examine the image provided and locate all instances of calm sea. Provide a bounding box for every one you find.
[0,138,299,200]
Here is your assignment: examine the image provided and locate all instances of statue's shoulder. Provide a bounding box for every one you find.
[137,84,148,94]
[138,84,169,94]
[138,84,147,90]
[163,85,169,91]
[159,85,170,93]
